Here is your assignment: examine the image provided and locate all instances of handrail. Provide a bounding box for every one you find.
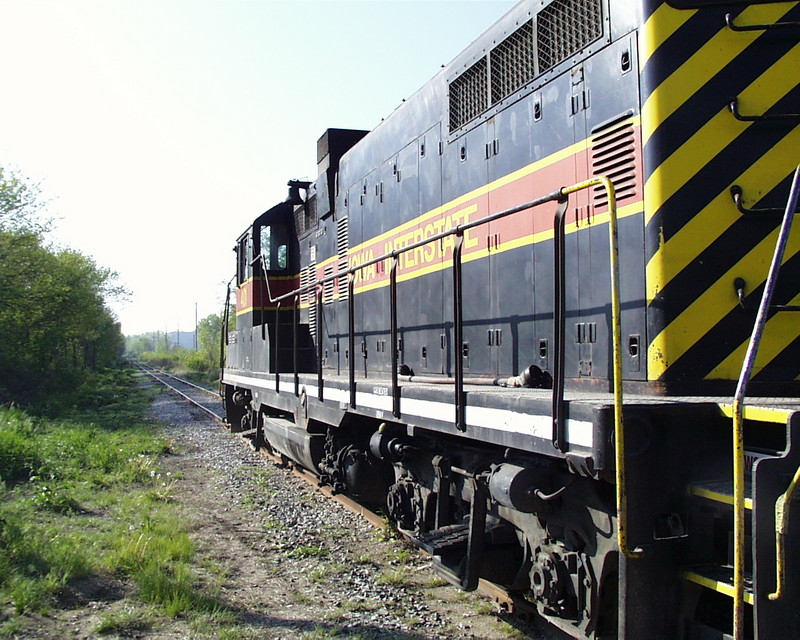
[559,177,640,560]
[241,177,637,561]
[732,164,800,640]
[725,12,800,32]
[769,464,800,602]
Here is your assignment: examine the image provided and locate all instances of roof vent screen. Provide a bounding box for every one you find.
[537,0,602,73]
[490,21,534,105]
[448,57,488,132]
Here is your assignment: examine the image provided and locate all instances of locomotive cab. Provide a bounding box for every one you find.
[227,199,315,380]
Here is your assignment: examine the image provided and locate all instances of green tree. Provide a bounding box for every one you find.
[0,165,125,406]
[0,165,48,233]
[196,313,223,366]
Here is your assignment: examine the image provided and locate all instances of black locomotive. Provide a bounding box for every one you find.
[222,0,800,637]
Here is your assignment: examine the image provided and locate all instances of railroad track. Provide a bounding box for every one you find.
[139,364,538,619]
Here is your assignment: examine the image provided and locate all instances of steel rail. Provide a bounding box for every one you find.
[246,433,538,618]
[139,366,225,423]
[143,364,538,619]
[151,367,222,398]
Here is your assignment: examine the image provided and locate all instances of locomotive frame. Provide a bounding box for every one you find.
[222,0,800,638]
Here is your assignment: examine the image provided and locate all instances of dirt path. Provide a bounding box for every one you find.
[5,383,564,640]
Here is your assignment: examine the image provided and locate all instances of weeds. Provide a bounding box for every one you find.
[0,366,228,631]
[94,606,152,635]
[376,567,409,587]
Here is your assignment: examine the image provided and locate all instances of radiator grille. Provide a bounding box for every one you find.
[448,57,488,132]
[591,117,637,208]
[537,0,602,73]
[490,21,534,104]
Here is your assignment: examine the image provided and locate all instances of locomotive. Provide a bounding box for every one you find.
[222,0,800,637]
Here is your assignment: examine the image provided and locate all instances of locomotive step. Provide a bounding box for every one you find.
[683,565,754,606]
[689,479,753,511]
[411,522,471,555]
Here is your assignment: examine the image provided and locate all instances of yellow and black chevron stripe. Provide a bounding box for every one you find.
[640,0,800,388]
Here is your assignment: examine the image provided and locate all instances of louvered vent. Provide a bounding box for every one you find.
[322,265,335,304]
[301,262,317,338]
[490,21,534,104]
[336,216,349,300]
[591,117,637,208]
[537,0,602,73]
[449,57,488,132]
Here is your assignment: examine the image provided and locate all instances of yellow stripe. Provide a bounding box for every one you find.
[641,3,794,145]
[351,201,645,295]
[640,3,696,68]
[690,485,753,510]
[644,44,800,227]
[683,571,755,605]
[717,403,794,424]
[345,131,625,256]
[646,125,800,306]
[648,228,800,379]
[319,117,639,274]
[708,291,800,380]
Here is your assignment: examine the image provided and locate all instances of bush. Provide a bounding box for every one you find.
[0,409,42,484]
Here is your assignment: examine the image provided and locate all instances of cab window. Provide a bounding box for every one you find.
[236,234,251,285]
[259,224,288,272]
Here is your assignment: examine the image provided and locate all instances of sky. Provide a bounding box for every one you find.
[0,0,516,336]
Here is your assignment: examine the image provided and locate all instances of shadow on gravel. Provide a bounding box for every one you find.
[236,608,561,639]
[237,610,462,638]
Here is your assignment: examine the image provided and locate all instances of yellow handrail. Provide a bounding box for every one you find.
[561,177,640,559]
[768,464,800,601]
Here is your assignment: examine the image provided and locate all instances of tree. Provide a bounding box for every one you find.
[0,165,48,234]
[197,313,223,366]
[0,165,125,406]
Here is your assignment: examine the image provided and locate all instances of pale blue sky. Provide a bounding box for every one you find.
[0,0,516,335]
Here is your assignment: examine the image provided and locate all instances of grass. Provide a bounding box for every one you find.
[94,606,153,635]
[376,567,410,587]
[0,366,229,632]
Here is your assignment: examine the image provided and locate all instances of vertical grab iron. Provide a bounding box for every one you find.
[732,164,800,640]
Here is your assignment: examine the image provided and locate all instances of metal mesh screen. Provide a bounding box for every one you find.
[490,21,534,104]
[537,0,602,73]
[448,57,487,132]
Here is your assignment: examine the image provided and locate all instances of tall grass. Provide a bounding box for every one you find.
[0,366,227,631]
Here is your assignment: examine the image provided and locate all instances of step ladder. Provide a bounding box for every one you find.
[693,165,800,640]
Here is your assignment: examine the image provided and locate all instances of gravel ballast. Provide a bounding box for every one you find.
[147,378,561,640]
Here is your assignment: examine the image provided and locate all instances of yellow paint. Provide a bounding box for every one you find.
[683,570,755,605]
[640,3,696,67]
[717,403,794,424]
[645,127,800,304]
[641,3,794,144]
[648,225,800,379]
[690,485,753,510]
[708,292,800,380]
[644,44,800,227]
